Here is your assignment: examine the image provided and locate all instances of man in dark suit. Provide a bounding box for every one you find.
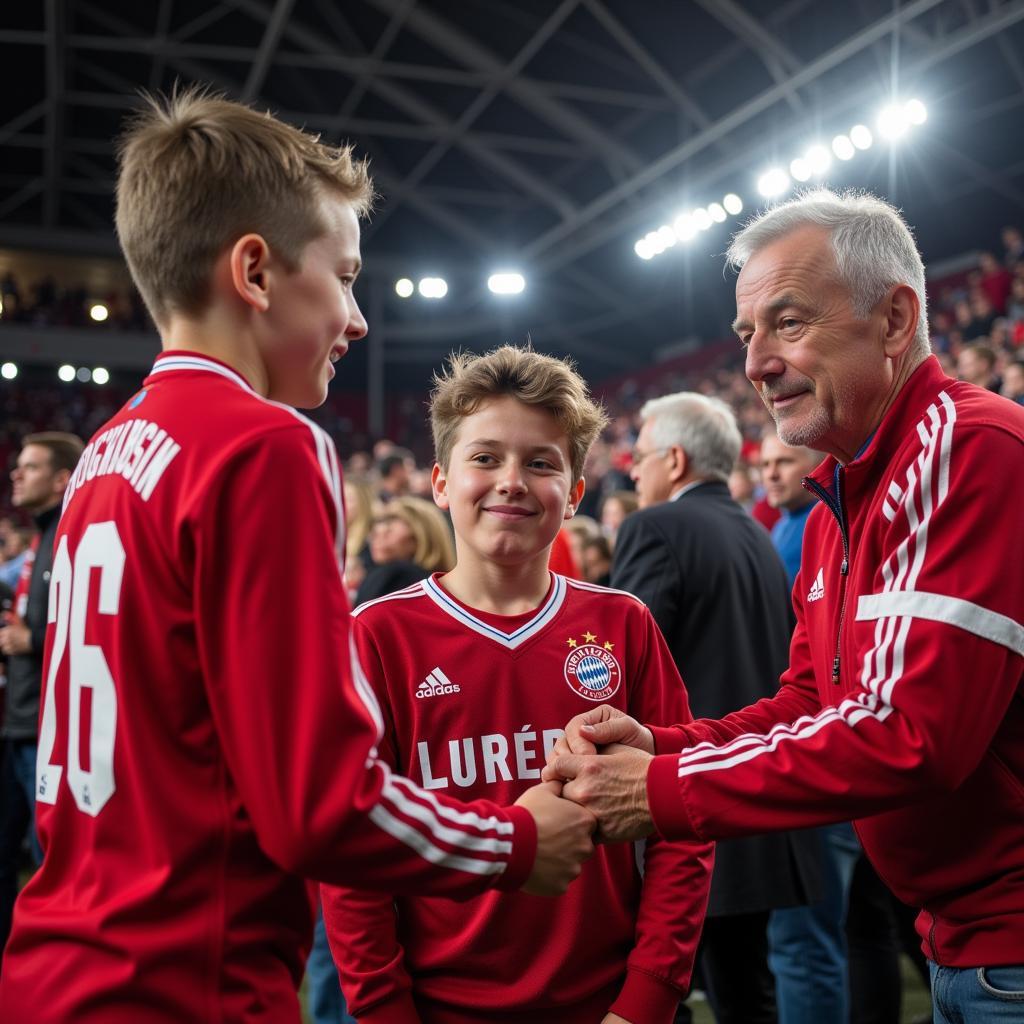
[611,392,819,1024]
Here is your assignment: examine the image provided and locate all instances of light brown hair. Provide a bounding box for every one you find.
[23,432,85,474]
[378,496,455,573]
[115,86,374,326]
[430,345,608,481]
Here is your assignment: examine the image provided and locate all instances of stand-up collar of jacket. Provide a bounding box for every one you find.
[32,502,61,536]
[806,355,951,497]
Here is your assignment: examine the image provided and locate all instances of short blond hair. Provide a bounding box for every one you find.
[382,497,455,573]
[430,345,608,482]
[115,86,374,326]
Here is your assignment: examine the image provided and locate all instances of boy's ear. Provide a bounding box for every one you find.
[564,477,585,520]
[228,234,272,312]
[431,463,450,510]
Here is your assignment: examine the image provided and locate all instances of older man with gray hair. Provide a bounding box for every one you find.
[548,189,1024,1023]
[614,391,820,1024]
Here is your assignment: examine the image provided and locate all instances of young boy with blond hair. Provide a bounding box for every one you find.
[0,93,593,1023]
[323,346,713,1024]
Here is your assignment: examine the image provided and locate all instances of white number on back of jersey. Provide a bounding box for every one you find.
[36,522,125,816]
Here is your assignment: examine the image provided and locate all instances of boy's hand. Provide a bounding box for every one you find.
[541,705,653,782]
[516,781,596,896]
[602,1014,632,1024]
[549,744,655,843]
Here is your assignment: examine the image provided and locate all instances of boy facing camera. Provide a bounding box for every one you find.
[323,347,713,1024]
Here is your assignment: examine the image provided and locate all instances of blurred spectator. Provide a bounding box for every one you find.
[598,490,638,548]
[548,528,580,579]
[957,343,1002,392]
[1002,225,1024,266]
[580,535,612,586]
[1002,360,1024,405]
[375,449,414,503]
[562,515,600,575]
[0,521,33,591]
[342,479,376,601]
[978,252,1012,313]
[355,496,454,606]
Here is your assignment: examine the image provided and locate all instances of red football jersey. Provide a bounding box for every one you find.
[323,574,713,1024]
[0,353,535,1024]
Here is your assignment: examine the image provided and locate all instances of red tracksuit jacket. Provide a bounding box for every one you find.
[647,356,1024,968]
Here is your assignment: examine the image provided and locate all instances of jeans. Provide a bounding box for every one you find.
[768,823,861,1024]
[930,961,1024,1022]
[306,907,357,1024]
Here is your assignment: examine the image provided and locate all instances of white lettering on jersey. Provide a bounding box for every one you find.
[64,419,181,510]
[415,726,565,790]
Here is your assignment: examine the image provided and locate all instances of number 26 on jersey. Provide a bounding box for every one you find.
[37,522,124,817]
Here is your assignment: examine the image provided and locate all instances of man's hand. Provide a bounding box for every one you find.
[516,781,596,896]
[0,612,31,657]
[541,705,654,782]
[549,744,655,843]
[601,1014,631,1024]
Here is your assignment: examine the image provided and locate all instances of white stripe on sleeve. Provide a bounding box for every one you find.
[856,591,1024,657]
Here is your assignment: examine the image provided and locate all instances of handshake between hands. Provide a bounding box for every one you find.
[516,705,658,898]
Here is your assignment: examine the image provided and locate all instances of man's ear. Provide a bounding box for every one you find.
[564,477,586,520]
[228,234,272,313]
[882,283,920,360]
[431,463,450,510]
[668,445,688,486]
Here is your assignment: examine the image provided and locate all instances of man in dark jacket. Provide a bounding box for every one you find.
[0,432,82,960]
[611,393,818,1024]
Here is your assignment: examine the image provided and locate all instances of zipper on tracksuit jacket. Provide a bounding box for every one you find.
[803,472,851,685]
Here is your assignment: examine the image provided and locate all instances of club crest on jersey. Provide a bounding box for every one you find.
[563,633,621,701]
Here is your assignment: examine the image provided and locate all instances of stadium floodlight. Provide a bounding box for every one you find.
[673,212,696,241]
[850,124,873,150]
[76,367,92,383]
[93,367,110,385]
[832,134,856,161]
[877,104,909,139]
[806,145,831,176]
[692,207,712,231]
[418,277,448,299]
[657,224,678,248]
[488,272,526,295]
[635,238,654,260]
[707,202,727,223]
[395,278,414,298]
[58,364,76,382]
[645,229,667,256]
[790,157,811,183]
[1,362,17,380]
[905,98,928,125]
[89,303,109,322]
[723,193,743,216]
[757,168,790,198]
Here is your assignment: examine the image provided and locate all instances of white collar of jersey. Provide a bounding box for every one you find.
[149,353,253,392]
[421,573,567,650]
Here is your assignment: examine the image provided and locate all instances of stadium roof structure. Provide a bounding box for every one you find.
[3,0,1024,386]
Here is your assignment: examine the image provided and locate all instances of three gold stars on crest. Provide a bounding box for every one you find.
[566,631,614,651]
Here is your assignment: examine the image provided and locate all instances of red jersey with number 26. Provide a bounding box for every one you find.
[0,352,536,1024]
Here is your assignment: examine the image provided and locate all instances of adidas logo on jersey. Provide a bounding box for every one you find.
[416,667,461,699]
[807,567,825,603]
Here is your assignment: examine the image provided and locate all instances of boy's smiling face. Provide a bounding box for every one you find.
[260,196,367,408]
[432,395,584,571]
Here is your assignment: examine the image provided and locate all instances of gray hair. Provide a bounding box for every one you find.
[640,392,741,483]
[726,188,930,360]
